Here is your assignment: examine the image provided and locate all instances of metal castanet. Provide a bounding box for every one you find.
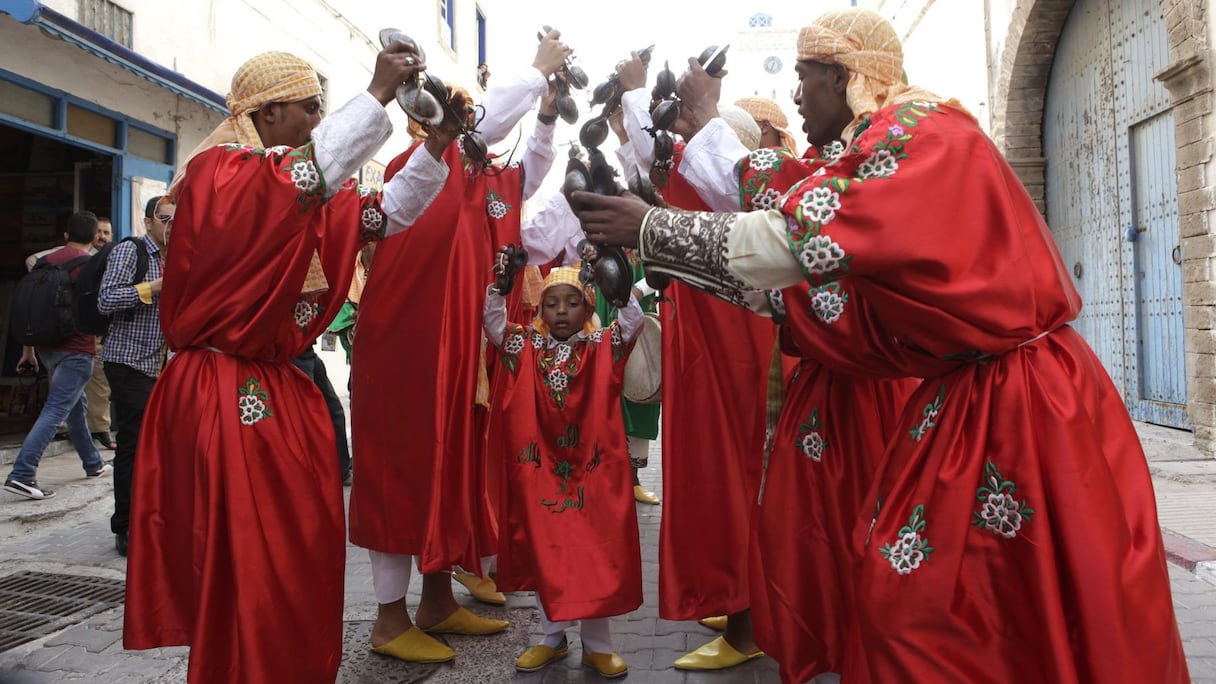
[493,243,529,296]
[378,29,443,126]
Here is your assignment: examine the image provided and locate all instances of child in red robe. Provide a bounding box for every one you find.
[483,259,644,678]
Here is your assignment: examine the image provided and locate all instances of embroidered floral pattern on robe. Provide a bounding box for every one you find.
[973,461,1035,539]
[237,377,273,426]
[880,504,934,575]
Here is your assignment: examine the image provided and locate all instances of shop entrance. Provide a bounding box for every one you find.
[0,122,114,434]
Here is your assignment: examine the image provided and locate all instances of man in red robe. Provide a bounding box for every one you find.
[614,55,773,671]
[348,32,572,664]
[123,44,458,683]
[573,8,1188,683]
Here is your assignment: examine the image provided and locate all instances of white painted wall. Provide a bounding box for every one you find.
[10,0,499,168]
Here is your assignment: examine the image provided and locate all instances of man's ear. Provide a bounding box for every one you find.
[830,63,850,94]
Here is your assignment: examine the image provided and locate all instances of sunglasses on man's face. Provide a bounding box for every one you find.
[155,214,175,226]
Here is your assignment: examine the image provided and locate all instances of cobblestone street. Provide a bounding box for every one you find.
[1,420,1215,682]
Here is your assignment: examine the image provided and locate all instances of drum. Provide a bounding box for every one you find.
[623,313,662,404]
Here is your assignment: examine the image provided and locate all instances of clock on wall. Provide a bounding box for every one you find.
[763,56,782,74]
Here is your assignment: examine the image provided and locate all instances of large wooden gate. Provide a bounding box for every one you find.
[1043,0,1187,428]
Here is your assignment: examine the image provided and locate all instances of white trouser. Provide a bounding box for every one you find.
[370,551,499,604]
[369,550,414,604]
[537,596,613,653]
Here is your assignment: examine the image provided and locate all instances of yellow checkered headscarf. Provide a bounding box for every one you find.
[734,97,799,154]
[174,52,322,189]
[172,52,329,293]
[225,52,324,146]
[797,8,955,144]
[531,266,599,337]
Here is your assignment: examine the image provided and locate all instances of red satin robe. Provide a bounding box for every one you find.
[772,103,1187,682]
[490,320,643,621]
[649,147,775,620]
[349,142,523,574]
[735,146,920,682]
[123,143,386,683]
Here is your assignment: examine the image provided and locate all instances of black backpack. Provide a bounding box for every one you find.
[9,252,92,347]
[73,237,150,336]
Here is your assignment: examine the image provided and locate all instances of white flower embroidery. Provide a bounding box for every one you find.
[504,333,525,355]
[810,288,845,324]
[290,159,321,193]
[857,149,899,179]
[361,207,384,233]
[748,148,780,171]
[264,145,291,157]
[238,395,268,426]
[610,326,622,347]
[547,368,568,392]
[799,432,825,461]
[885,531,928,575]
[768,289,786,319]
[487,200,508,219]
[798,235,846,275]
[530,333,546,349]
[751,188,783,211]
[798,186,841,225]
[589,330,605,343]
[293,299,318,329]
[554,343,571,364]
[357,184,375,197]
[821,140,845,161]
[979,492,1024,539]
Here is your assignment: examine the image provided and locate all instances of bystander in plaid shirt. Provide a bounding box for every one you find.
[98,235,165,378]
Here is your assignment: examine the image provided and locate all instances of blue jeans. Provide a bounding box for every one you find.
[7,350,103,482]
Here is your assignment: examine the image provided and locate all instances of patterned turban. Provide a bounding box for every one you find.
[734,97,799,153]
[797,8,949,142]
[532,266,600,337]
[173,52,323,190]
[226,52,324,146]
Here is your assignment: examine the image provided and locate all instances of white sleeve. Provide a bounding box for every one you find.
[477,68,549,145]
[615,140,643,178]
[521,193,583,266]
[617,292,645,343]
[724,210,806,290]
[621,88,655,169]
[483,286,508,347]
[381,149,449,237]
[521,120,557,200]
[681,117,750,212]
[633,277,657,299]
[311,91,393,197]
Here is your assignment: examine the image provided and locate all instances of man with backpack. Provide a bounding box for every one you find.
[3,211,113,500]
[98,195,167,556]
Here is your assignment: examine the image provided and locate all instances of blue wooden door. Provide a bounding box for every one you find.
[1043,0,1187,428]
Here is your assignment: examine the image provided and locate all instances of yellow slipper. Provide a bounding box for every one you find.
[673,636,764,670]
[422,606,509,636]
[633,485,661,505]
[698,615,728,631]
[581,650,628,678]
[453,571,507,605]
[369,626,455,663]
[515,638,569,672]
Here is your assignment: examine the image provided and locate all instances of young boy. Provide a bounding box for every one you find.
[483,257,644,678]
